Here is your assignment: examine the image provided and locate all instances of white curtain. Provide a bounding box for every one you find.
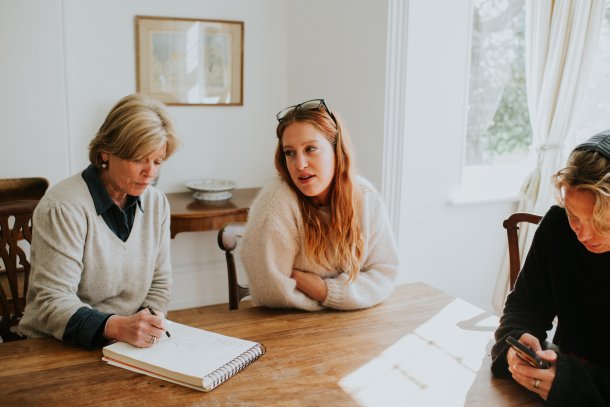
[493,0,605,312]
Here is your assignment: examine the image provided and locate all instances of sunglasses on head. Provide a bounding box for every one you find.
[276,99,337,126]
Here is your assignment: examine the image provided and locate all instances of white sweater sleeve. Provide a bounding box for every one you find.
[240,183,323,311]
[322,189,399,310]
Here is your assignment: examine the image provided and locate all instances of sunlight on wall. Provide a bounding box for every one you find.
[339,299,499,406]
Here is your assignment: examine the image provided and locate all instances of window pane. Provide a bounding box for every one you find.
[466,0,531,166]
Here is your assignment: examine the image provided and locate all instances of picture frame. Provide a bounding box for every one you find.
[135,16,244,106]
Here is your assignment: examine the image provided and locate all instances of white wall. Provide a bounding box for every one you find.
[286,0,389,189]
[2,0,287,190]
[62,0,286,193]
[397,0,516,312]
[1,0,69,183]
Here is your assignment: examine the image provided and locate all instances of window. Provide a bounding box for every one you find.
[466,0,530,167]
[455,0,532,204]
[454,0,610,205]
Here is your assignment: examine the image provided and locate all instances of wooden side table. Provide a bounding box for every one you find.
[167,187,260,238]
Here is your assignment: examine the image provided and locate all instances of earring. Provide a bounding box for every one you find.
[101,161,108,169]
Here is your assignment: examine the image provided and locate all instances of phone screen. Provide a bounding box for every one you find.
[506,336,550,369]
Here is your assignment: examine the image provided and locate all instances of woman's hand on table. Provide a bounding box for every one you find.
[104,309,167,347]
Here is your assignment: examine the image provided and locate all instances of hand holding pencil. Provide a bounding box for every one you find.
[147,306,171,338]
[103,307,170,348]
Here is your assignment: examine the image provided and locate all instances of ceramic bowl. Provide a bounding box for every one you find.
[185,179,236,201]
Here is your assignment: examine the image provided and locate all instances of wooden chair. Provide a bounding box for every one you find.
[0,177,48,203]
[502,212,543,291]
[0,200,39,341]
[217,222,250,310]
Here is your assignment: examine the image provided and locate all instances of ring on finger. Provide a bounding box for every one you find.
[533,379,541,389]
[149,334,156,344]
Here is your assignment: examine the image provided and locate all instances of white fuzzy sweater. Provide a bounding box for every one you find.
[18,173,172,340]
[240,176,399,311]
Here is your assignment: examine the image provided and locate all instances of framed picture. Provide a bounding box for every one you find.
[135,16,244,106]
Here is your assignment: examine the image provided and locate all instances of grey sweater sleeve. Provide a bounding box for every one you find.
[23,200,92,340]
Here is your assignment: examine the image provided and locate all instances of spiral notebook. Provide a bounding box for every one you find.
[102,321,265,391]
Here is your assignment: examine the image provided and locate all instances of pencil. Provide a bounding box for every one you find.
[147,306,171,338]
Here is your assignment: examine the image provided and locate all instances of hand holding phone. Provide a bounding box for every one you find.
[506,336,550,369]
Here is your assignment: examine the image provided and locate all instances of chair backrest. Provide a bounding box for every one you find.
[502,212,543,291]
[0,177,48,203]
[0,200,39,341]
[217,222,249,310]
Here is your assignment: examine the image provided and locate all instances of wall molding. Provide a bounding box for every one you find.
[382,0,409,241]
[60,0,73,177]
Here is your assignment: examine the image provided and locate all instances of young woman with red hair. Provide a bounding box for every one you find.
[240,99,399,310]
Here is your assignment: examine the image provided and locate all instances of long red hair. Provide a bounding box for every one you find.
[275,106,363,281]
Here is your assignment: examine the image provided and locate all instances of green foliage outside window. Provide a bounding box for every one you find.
[484,28,531,163]
[466,0,532,165]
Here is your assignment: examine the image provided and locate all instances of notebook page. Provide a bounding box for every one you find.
[103,321,259,383]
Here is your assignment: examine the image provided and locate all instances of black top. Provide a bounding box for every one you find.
[61,165,142,349]
[491,205,610,406]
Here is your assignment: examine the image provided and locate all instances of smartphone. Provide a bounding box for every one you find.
[506,336,550,369]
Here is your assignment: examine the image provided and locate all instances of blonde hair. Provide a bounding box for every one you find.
[553,149,610,234]
[275,106,364,281]
[88,94,179,168]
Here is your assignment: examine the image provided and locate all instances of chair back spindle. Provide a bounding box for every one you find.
[0,200,40,341]
[502,212,543,290]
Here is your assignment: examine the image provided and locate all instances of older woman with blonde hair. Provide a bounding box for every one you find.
[491,130,610,405]
[19,94,179,349]
[240,99,399,310]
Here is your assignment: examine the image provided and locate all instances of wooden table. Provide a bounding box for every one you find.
[0,283,542,406]
[167,188,260,238]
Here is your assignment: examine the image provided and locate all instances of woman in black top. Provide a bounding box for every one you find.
[492,130,610,406]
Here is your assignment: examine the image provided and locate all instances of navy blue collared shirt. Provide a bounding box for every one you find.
[62,164,144,349]
[81,164,142,242]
